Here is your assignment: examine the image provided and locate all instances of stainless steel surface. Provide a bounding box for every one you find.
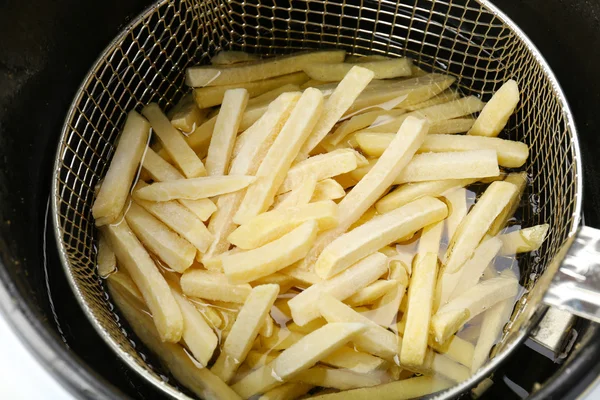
[50,0,583,398]
[525,306,577,362]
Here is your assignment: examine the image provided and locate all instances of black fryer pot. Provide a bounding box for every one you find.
[1,0,600,398]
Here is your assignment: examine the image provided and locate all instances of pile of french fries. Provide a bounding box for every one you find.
[92,49,549,400]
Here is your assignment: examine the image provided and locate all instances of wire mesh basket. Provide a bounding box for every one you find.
[52,0,580,397]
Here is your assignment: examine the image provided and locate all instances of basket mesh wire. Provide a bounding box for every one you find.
[52,0,580,397]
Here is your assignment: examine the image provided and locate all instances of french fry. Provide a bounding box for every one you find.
[205,88,249,175]
[328,109,407,146]
[142,103,207,178]
[347,158,377,182]
[245,350,278,369]
[449,237,503,300]
[259,383,313,400]
[252,273,297,294]
[93,111,150,225]
[289,252,387,326]
[345,280,398,307]
[429,117,475,135]
[187,50,345,87]
[261,326,305,350]
[430,334,475,369]
[499,224,549,255]
[345,74,456,116]
[260,315,275,338]
[488,172,528,236]
[445,181,518,273]
[297,66,374,161]
[281,266,323,286]
[107,278,241,400]
[308,375,452,400]
[317,294,399,361]
[365,265,409,327]
[104,221,183,342]
[444,187,468,243]
[169,93,208,133]
[171,288,218,367]
[303,58,412,82]
[97,232,116,277]
[134,175,255,202]
[229,201,338,250]
[354,133,395,158]
[246,83,302,109]
[231,322,367,398]
[428,353,471,383]
[107,270,144,303]
[346,55,391,63]
[287,318,327,335]
[125,202,196,273]
[279,149,358,194]
[404,90,461,111]
[273,178,317,210]
[234,88,324,223]
[471,272,517,373]
[133,183,213,253]
[321,347,386,374]
[431,276,519,343]
[212,284,279,383]
[142,148,217,221]
[204,93,301,262]
[315,197,447,279]
[291,367,382,390]
[419,134,529,168]
[211,50,260,65]
[188,297,224,329]
[193,72,309,108]
[311,179,346,202]
[468,80,519,137]
[375,178,475,214]
[222,221,318,283]
[395,150,500,184]
[180,269,252,303]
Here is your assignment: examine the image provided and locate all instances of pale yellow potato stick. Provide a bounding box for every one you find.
[317,294,399,361]
[107,270,144,304]
[222,221,318,283]
[187,50,345,87]
[488,172,528,236]
[279,149,358,194]
[420,134,529,168]
[300,79,332,89]
[345,54,391,63]
[296,116,430,271]
[395,149,500,184]
[348,158,377,182]
[309,375,452,400]
[281,266,323,285]
[93,111,150,225]
[428,353,471,383]
[204,93,301,262]
[376,178,475,214]
[468,80,520,137]
[404,90,461,111]
[499,224,549,255]
[354,133,395,157]
[315,196,447,279]
[142,103,207,178]
[261,326,305,350]
[211,284,279,383]
[96,232,116,277]
[210,50,260,65]
[287,318,327,335]
[133,187,213,253]
[429,334,475,368]
[321,347,386,374]
[171,288,218,367]
[104,221,183,342]
[311,179,346,202]
[431,276,519,343]
[449,237,503,300]
[134,175,255,202]
[289,252,387,326]
[365,265,409,327]
[231,322,367,398]
[258,383,313,400]
[245,350,278,369]
[260,315,275,338]
[273,178,317,210]
[345,74,455,116]
[328,109,407,146]
[169,93,208,133]
[345,280,398,307]
[471,272,517,373]
[125,202,196,273]
[291,367,382,390]
[444,187,468,243]
[252,272,297,293]
[180,269,252,303]
[193,72,309,108]
[303,58,412,82]
[107,279,241,400]
[429,117,475,135]
[234,88,324,223]
[297,66,374,161]
[205,88,249,175]
[229,201,338,250]
[188,297,223,329]
[445,181,518,273]
[246,83,302,109]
